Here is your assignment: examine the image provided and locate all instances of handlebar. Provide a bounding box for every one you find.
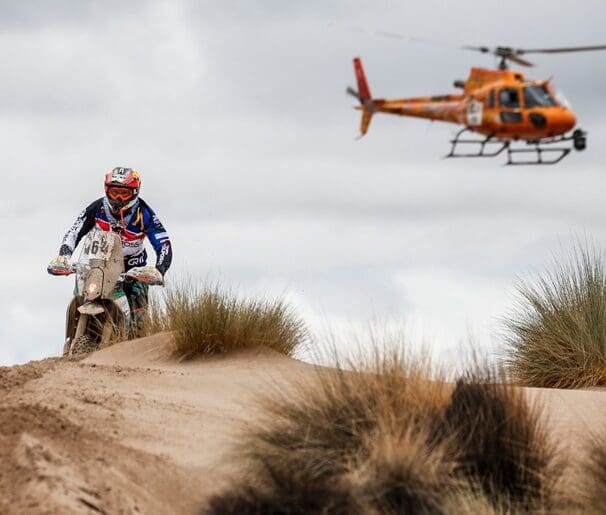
[48,262,164,286]
[47,263,80,276]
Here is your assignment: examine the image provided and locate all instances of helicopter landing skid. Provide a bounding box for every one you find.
[506,143,569,165]
[446,128,587,165]
[446,129,507,159]
[506,129,587,165]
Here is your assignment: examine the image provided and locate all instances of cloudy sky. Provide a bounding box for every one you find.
[2,0,606,366]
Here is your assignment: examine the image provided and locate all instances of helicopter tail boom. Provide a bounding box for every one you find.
[349,57,462,136]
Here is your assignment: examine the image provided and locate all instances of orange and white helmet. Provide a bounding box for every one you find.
[104,167,141,214]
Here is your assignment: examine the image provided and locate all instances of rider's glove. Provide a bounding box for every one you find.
[47,255,72,276]
[125,266,164,286]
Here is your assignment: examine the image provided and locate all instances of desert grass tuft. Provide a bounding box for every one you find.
[437,369,560,511]
[205,460,364,515]
[579,425,606,513]
[144,281,307,359]
[204,344,564,514]
[205,347,463,514]
[253,349,451,481]
[441,488,503,515]
[140,293,166,337]
[504,244,606,388]
[346,424,463,514]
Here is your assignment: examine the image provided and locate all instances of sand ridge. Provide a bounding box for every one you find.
[0,334,312,514]
[1,334,605,513]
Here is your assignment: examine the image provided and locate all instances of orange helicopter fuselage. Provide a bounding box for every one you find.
[356,66,576,141]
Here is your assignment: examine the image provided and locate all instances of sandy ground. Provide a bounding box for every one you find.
[0,334,314,514]
[1,334,605,514]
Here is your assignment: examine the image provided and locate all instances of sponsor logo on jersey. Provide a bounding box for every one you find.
[158,242,169,265]
[122,240,142,248]
[126,253,146,267]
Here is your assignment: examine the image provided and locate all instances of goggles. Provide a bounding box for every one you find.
[106,185,136,202]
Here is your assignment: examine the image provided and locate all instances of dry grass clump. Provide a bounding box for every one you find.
[440,489,504,515]
[206,463,363,515]
[205,349,458,514]
[580,426,606,513]
[144,282,307,360]
[204,348,562,514]
[346,424,463,514]
[504,245,606,388]
[438,371,559,512]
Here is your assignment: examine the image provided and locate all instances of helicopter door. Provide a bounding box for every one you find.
[466,99,483,126]
[498,87,522,123]
[487,89,495,108]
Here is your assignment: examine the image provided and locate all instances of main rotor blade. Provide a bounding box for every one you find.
[331,22,461,49]
[372,29,452,47]
[332,21,606,64]
[506,54,534,67]
[463,45,533,66]
[517,44,606,54]
[463,45,491,53]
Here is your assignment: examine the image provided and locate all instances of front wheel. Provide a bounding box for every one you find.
[66,313,98,358]
[69,334,97,357]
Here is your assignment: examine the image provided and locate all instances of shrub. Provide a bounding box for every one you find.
[581,426,606,513]
[504,244,606,388]
[437,371,559,511]
[204,346,565,514]
[205,348,461,514]
[145,282,307,360]
[346,424,463,514]
[205,463,363,515]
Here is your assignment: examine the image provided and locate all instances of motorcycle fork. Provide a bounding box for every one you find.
[74,313,89,340]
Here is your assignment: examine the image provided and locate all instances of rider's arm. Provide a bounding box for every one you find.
[59,198,103,257]
[140,200,172,276]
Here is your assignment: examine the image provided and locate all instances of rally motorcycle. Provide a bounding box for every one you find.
[50,228,164,357]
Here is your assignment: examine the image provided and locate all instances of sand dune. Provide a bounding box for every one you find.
[1,334,605,514]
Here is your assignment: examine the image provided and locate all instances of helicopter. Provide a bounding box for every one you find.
[347,44,606,165]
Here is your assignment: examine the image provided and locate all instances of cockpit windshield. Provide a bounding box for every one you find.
[554,89,571,108]
[523,85,557,108]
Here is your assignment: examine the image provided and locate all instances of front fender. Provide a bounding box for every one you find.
[78,302,105,315]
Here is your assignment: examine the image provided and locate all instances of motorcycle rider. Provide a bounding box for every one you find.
[48,167,172,329]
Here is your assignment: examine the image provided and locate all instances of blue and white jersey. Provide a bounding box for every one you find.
[59,198,172,275]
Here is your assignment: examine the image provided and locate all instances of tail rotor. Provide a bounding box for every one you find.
[346,86,361,101]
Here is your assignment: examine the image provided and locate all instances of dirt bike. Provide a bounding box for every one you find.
[49,228,164,357]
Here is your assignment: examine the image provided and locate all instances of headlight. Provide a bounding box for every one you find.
[86,282,100,298]
[84,269,104,300]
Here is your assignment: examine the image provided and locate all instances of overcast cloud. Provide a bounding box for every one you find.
[2,0,606,366]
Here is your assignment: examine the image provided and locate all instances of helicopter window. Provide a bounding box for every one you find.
[487,89,495,108]
[500,111,522,123]
[499,88,520,108]
[523,86,557,108]
[555,89,571,108]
